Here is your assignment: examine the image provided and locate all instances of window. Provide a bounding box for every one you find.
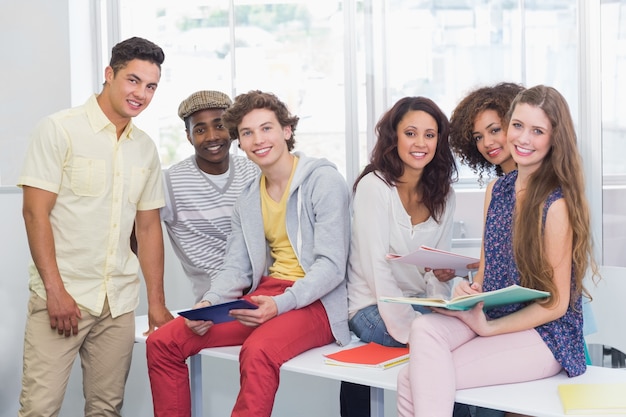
[118,0,354,180]
[381,1,578,182]
[601,0,626,267]
[110,0,618,255]
[117,1,579,178]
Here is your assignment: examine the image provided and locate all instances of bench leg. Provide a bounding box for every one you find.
[370,386,385,417]
[190,355,204,417]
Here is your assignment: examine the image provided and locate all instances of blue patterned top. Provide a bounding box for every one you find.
[483,170,585,377]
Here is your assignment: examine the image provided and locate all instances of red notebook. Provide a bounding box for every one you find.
[324,342,409,370]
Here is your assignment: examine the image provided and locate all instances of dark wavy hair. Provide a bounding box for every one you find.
[354,96,457,223]
[449,82,524,184]
[222,90,299,151]
[109,37,165,75]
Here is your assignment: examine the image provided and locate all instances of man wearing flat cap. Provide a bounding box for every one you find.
[161,90,258,302]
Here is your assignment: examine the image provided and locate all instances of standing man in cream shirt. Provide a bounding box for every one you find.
[17,37,173,417]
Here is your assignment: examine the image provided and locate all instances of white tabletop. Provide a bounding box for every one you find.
[135,314,626,416]
[456,366,626,417]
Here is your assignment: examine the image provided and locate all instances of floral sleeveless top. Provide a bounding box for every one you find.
[483,170,585,377]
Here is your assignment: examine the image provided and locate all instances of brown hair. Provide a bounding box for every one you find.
[508,85,597,305]
[354,96,457,223]
[449,82,524,184]
[222,90,299,151]
[109,37,165,75]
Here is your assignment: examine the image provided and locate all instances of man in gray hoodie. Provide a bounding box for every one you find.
[146,90,351,417]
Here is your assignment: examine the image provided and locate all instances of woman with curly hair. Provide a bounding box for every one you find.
[449,84,525,417]
[450,82,524,185]
[341,96,462,417]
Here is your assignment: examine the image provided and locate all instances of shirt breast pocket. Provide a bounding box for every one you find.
[128,166,150,204]
[70,157,105,197]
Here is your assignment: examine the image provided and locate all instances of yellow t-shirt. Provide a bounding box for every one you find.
[17,94,164,317]
[261,157,305,281]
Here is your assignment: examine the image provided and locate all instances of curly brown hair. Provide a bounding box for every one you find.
[354,96,457,223]
[449,82,524,184]
[222,90,299,151]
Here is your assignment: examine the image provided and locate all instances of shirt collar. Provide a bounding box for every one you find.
[85,94,136,140]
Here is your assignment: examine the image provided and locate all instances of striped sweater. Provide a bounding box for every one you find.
[161,155,259,301]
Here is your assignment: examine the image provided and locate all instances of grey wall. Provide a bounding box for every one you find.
[0,0,72,413]
[0,1,72,186]
[0,188,30,414]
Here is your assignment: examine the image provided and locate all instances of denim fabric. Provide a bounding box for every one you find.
[349,303,433,346]
[348,304,406,347]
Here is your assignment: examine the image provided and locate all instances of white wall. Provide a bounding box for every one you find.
[0,0,72,410]
[0,1,72,186]
[0,188,30,414]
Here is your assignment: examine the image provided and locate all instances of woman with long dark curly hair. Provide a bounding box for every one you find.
[341,96,459,417]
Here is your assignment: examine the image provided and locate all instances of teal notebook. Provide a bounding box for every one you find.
[379,285,550,311]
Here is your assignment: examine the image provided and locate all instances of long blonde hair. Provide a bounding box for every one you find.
[506,86,596,305]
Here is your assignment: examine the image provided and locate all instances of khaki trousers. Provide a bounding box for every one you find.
[19,292,135,417]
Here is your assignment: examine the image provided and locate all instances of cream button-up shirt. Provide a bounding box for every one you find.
[18,94,164,318]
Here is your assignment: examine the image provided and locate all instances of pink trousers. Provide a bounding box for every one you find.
[146,276,333,417]
[396,313,562,417]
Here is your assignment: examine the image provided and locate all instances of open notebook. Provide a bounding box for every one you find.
[380,285,550,311]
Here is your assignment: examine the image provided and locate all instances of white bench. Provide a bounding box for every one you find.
[135,315,626,417]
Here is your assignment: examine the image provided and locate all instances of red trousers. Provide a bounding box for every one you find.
[146,276,334,417]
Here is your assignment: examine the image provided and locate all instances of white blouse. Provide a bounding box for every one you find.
[347,171,456,343]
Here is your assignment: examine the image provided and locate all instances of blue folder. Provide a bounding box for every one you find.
[177,299,258,323]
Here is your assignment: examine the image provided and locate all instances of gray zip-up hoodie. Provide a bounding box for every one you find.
[201,152,351,346]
